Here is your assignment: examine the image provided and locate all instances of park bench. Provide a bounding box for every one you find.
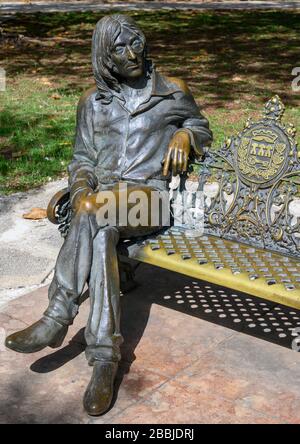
[47,96,300,312]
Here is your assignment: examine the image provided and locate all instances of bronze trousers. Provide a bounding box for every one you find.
[44,182,163,365]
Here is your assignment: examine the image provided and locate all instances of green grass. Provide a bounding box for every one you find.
[0,10,300,194]
[0,78,77,193]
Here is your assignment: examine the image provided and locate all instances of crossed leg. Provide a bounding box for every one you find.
[5,182,163,415]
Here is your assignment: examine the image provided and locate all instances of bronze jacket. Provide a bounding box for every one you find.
[68,70,212,192]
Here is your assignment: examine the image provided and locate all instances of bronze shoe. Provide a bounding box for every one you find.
[83,361,118,416]
[5,316,68,354]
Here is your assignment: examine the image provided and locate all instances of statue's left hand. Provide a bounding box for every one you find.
[162,130,191,176]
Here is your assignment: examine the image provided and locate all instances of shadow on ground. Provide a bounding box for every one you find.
[30,262,300,376]
[0,263,295,423]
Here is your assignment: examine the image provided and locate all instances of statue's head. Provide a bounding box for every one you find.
[92,14,151,102]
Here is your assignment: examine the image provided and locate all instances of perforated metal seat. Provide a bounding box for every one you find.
[124,228,300,310]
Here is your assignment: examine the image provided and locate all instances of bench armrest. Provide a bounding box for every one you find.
[47,188,72,238]
[47,188,70,224]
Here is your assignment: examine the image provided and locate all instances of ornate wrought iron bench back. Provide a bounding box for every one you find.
[201,95,299,257]
[47,96,300,310]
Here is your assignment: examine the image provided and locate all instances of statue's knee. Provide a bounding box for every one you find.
[77,195,96,214]
[96,227,119,244]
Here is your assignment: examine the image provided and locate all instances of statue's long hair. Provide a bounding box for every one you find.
[92,14,152,104]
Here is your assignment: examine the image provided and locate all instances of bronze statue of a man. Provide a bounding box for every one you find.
[5,14,212,415]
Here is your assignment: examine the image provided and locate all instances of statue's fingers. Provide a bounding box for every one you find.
[183,152,189,172]
[172,148,178,176]
[162,148,173,176]
[178,149,184,173]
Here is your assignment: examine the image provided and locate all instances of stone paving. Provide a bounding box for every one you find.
[1,262,300,424]
[0,178,66,308]
[1,0,300,15]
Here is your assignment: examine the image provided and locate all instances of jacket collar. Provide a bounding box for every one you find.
[95,69,181,104]
[151,70,182,97]
[128,71,181,116]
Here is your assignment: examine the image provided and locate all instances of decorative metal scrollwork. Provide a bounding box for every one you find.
[201,96,300,257]
[55,193,72,238]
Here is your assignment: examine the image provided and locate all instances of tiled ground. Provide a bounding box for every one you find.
[1,263,300,424]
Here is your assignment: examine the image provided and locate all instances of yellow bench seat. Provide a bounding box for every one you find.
[125,229,300,311]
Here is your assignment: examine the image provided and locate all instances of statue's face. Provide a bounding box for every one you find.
[110,27,145,80]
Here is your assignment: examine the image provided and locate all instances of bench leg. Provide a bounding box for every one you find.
[118,258,138,293]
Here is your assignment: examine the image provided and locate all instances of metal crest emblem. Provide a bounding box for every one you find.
[236,124,289,187]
